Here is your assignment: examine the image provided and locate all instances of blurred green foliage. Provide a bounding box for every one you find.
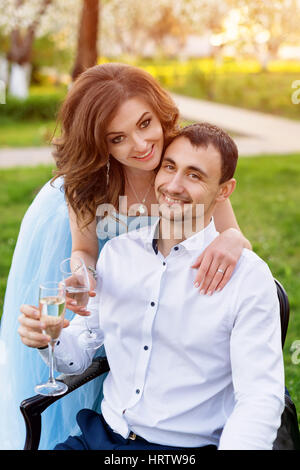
[133,58,300,120]
[32,35,74,76]
[0,90,65,121]
[0,86,66,146]
[0,31,73,74]
[1,57,300,128]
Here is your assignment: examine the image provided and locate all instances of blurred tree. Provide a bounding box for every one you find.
[227,0,300,67]
[0,0,81,98]
[101,0,230,58]
[180,0,230,60]
[72,0,100,81]
[30,35,74,85]
[4,0,53,98]
[148,4,188,56]
[101,0,161,56]
[0,27,10,54]
[0,27,10,85]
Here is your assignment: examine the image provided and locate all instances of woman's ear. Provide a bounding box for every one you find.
[216,178,236,203]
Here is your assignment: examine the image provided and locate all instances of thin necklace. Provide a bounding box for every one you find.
[126,174,154,215]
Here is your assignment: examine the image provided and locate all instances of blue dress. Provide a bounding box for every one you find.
[0,177,156,450]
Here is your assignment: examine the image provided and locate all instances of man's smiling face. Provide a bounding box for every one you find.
[155,136,224,225]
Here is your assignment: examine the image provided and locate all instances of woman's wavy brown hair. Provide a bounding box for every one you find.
[52,62,180,228]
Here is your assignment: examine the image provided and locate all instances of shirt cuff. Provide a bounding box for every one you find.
[37,334,87,375]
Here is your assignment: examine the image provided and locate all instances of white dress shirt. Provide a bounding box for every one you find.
[40,218,285,450]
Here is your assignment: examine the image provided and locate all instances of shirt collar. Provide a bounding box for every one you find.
[144,217,219,255]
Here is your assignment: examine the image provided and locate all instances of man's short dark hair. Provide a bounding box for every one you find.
[175,122,238,183]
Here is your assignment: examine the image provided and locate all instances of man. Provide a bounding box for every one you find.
[19,123,285,450]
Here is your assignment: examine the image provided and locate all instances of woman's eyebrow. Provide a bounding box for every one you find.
[106,112,151,136]
[136,111,151,125]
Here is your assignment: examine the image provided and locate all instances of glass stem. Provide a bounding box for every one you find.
[84,318,92,334]
[48,340,56,384]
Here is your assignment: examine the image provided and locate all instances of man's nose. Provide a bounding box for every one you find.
[165,174,184,194]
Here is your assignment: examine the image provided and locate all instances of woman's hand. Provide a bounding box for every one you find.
[18,305,70,349]
[191,228,248,295]
[64,273,96,315]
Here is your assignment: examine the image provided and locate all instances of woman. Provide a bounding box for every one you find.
[0,63,251,450]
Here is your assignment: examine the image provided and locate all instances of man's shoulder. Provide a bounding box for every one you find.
[239,248,264,266]
[239,248,268,270]
[234,248,275,287]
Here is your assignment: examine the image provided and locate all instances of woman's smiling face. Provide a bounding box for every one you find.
[106,97,164,172]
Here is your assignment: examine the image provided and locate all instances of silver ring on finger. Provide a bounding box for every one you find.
[217,268,225,275]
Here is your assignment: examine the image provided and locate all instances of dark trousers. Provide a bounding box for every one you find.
[54,409,217,451]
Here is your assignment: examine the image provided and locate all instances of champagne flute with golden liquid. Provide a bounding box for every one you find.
[34,281,68,396]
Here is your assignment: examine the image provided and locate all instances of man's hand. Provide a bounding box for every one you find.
[18,304,70,349]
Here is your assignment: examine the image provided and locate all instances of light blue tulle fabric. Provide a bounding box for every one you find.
[0,177,156,450]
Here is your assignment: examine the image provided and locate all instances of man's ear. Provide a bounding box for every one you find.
[216,178,236,203]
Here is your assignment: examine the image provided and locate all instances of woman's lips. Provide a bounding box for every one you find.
[132,145,155,162]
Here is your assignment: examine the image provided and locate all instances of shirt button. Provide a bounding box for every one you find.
[136,389,140,394]
[174,246,179,251]
[144,345,148,350]
[69,362,74,366]
[163,261,166,266]
[151,301,155,307]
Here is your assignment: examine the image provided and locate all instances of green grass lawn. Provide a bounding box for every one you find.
[230,154,300,422]
[0,119,57,147]
[0,155,300,423]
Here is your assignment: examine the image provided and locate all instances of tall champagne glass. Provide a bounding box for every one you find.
[60,257,101,350]
[34,281,68,396]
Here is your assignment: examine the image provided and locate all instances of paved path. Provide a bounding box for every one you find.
[1,93,300,167]
[0,146,54,168]
[172,93,300,157]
